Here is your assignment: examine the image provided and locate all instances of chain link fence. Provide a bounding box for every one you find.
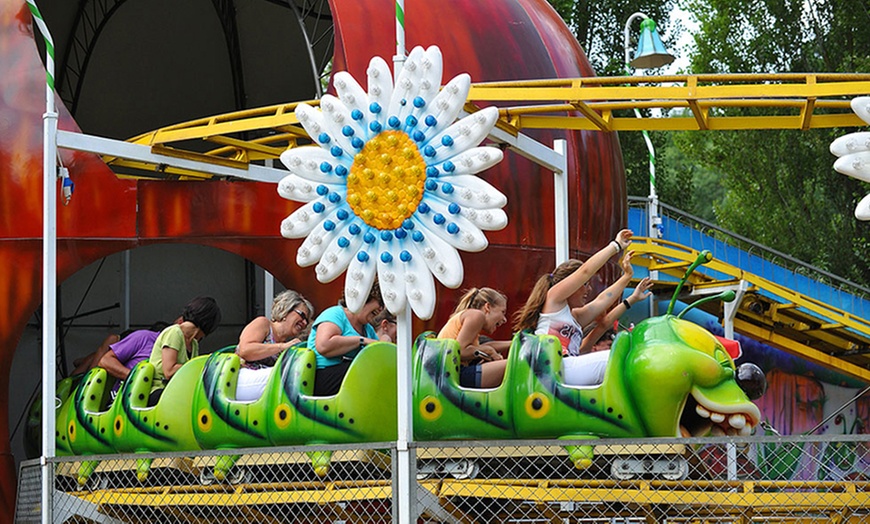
[17,435,870,523]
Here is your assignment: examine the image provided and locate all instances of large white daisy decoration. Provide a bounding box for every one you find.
[831,96,870,220]
[277,45,507,319]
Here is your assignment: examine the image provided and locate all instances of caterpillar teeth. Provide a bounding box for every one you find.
[695,405,751,431]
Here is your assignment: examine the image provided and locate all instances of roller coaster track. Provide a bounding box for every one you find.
[630,237,870,384]
[105,73,870,180]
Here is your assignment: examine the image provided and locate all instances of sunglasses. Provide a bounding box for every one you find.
[293,309,309,324]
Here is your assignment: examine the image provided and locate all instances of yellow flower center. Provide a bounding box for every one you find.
[347,131,427,229]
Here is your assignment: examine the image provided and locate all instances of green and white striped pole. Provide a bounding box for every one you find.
[26,1,58,522]
[393,0,405,81]
[392,3,415,523]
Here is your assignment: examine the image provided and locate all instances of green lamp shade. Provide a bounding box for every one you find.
[630,18,675,69]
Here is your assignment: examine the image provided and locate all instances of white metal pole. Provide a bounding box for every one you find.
[27,1,57,521]
[553,139,569,265]
[392,3,413,522]
[395,305,415,523]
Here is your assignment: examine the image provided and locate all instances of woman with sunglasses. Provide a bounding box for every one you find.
[235,290,314,401]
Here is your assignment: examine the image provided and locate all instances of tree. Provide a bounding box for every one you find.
[676,0,870,286]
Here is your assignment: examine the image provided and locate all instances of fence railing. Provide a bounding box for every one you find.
[17,435,870,523]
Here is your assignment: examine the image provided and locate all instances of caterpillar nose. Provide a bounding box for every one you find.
[736,363,766,400]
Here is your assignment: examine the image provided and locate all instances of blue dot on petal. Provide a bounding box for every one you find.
[423,145,436,157]
[351,109,364,120]
[335,165,348,176]
[400,250,412,262]
[370,121,383,133]
[448,202,461,214]
[337,209,349,220]
[412,231,424,242]
[426,166,439,177]
[323,220,335,231]
[443,161,455,172]
[441,135,454,147]
[388,116,401,128]
[328,193,341,203]
[417,202,430,214]
[413,96,425,108]
[364,232,376,244]
[442,183,454,194]
[380,252,393,263]
[425,115,437,127]
[395,228,407,239]
[433,213,446,225]
[338,237,350,248]
[425,180,437,191]
[405,115,418,127]
[342,125,354,137]
[400,98,407,106]
[318,133,331,144]
[319,162,332,173]
[330,146,343,157]
[447,223,460,234]
[357,251,370,262]
[313,202,325,213]
[413,131,425,142]
[369,102,381,114]
[316,185,329,196]
[352,137,365,149]
[402,219,415,230]
[380,230,393,241]
[349,224,361,235]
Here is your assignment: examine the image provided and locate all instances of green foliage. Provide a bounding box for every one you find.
[548,0,870,287]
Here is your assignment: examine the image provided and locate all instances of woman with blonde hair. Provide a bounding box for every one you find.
[235,289,314,401]
[438,287,510,388]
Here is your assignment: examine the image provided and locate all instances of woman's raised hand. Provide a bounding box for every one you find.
[615,229,633,250]
[620,250,636,276]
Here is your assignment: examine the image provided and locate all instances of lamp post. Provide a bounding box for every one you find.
[623,12,674,239]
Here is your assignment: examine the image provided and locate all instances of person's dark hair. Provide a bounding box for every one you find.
[182,296,222,336]
[148,320,170,332]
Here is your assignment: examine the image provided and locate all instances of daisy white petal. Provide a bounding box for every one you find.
[333,71,370,136]
[398,241,437,319]
[387,46,427,124]
[432,147,503,177]
[459,206,508,231]
[400,47,444,133]
[417,196,489,251]
[313,218,367,283]
[295,103,332,148]
[319,94,367,156]
[295,207,351,267]
[416,74,471,140]
[377,236,408,313]
[278,173,343,203]
[851,96,870,125]
[428,173,507,210]
[834,151,870,183]
[422,107,499,164]
[366,57,393,133]
[280,146,351,184]
[830,132,870,157]
[856,193,870,221]
[408,220,464,288]
[345,245,378,312]
[280,196,342,239]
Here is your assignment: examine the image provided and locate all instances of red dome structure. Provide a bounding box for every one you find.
[0,0,624,511]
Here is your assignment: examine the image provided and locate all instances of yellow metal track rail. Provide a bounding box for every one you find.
[107,73,870,179]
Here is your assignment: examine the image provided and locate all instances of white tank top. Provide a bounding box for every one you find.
[535,304,584,357]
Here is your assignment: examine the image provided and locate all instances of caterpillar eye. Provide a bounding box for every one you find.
[736,363,767,400]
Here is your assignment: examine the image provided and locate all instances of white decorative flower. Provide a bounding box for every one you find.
[831,96,870,221]
[277,45,507,319]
